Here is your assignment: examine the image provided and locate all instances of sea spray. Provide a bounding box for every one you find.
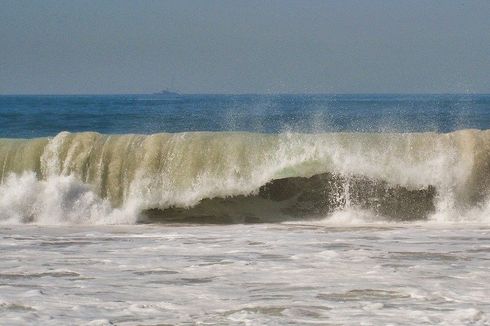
[0,130,488,224]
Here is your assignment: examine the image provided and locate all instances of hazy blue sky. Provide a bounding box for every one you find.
[1,0,489,94]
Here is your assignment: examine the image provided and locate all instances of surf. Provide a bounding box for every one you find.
[0,129,489,224]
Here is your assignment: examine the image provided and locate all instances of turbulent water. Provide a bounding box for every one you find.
[0,129,490,224]
[0,94,489,324]
[1,224,489,325]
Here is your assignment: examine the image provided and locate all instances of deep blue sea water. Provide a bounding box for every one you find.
[1,94,489,138]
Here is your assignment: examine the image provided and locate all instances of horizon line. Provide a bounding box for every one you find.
[1,92,489,96]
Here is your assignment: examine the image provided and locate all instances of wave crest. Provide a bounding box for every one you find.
[0,130,489,224]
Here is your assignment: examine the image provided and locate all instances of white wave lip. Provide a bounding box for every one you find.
[0,129,489,224]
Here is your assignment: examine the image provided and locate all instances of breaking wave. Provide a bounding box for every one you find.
[0,130,490,224]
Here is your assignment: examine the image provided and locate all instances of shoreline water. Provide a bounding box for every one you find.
[1,223,488,325]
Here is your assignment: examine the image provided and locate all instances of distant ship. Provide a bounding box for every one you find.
[152,89,181,97]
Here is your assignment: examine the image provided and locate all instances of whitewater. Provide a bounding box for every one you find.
[0,129,489,225]
[0,94,489,325]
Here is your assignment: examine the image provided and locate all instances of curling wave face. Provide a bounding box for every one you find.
[0,130,489,224]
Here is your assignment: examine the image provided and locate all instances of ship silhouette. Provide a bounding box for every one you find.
[152,89,180,97]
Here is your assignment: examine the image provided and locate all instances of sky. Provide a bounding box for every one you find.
[1,0,489,94]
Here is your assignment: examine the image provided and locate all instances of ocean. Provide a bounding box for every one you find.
[0,94,489,325]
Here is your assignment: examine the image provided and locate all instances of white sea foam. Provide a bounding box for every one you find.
[0,173,138,225]
[0,224,488,324]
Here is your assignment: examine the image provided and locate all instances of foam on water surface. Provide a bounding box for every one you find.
[0,224,488,325]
